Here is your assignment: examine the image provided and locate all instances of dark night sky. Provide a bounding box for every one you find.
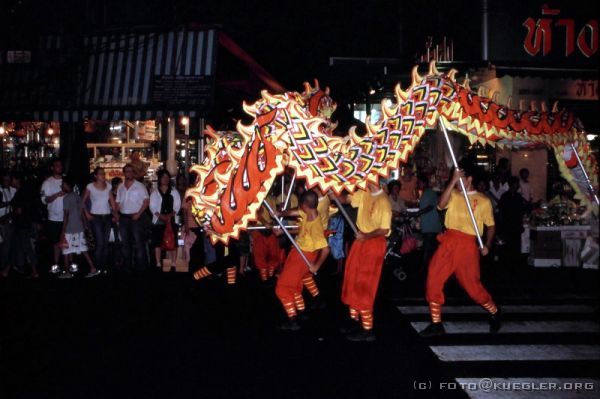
[1,0,597,90]
[1,0,488,86]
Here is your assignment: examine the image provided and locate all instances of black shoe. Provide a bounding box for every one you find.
[262,278,275,289]
[419,322,445,337]
[309,296,326,310]
[278,319,301,331]
[489,308,502,333]
[298,311,310,321]
[346,329,376,342]
[338,321,360,335]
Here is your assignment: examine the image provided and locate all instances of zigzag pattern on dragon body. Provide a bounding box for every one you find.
[187,61,598,244]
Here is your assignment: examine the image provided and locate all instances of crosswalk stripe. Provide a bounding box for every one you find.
[430,345,600,362]
[398,305,596,315]
[454,378,600,399]
[410,321,600,334]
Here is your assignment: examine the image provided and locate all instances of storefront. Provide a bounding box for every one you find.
[1,27,283,187]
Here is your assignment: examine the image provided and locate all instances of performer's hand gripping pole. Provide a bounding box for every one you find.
[439,119,484,249]
[570,142,600,206]
[262,199,314,272]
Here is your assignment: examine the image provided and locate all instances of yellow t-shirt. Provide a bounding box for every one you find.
[259,195,278,225]
[296,210,328,252]
[351,189,392,235]
[442,190,495,236]
[317,195,334,230]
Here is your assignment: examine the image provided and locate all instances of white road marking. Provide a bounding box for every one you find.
[429,345,600,362]
[455,378,600,399]
[398,305,596,315]
[410,320,600,334]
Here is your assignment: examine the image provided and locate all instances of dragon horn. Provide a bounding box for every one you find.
[540,101,548,112]
[349,126,362,144]
[552,101,559,112]
[462,74,471,90]
[519,99,525,111]
[507,96,513,109]
[428,60,439,75]
[411,65,423,86]
[242,101,256,116]
[261,90,278,103]
[303,81,312,94]
[394,83,408,101]
[364,115,379,135]
[491,91,499,103]
[381,98,396,117]
[447,69,458,82]
[530,100,537,111]
[204,125,219,140]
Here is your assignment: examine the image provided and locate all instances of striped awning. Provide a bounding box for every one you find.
[1,28,217,122]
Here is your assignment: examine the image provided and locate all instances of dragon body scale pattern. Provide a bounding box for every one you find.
[187,62,598,244]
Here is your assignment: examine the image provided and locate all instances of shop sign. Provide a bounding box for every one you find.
[522,5,598,58]
[513,77,598,101]
[151,75,214,107]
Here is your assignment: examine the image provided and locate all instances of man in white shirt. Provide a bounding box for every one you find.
[488,173,509,211]
[116,164,150,271]
[40,159,66,274]
[0,170,16,275]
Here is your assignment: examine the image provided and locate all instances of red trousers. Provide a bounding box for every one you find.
[341,236,386,312]
[251,231,282,271]
[426,229,492,306]
[275,248,319,308]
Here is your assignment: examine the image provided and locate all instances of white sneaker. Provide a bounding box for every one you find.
[58,272,74,279]
[50,264,61,274]
[69,264,79,273]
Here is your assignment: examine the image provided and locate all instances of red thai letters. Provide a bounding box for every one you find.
[523,6,598,58]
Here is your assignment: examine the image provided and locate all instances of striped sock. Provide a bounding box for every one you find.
[259,269,268,281]
[293,293,305,312]
[360,310,373,330]
[429,302,442,323]
[302,276,319,297]
[193,266,212,281]
[481,301,498,315]
[349,308,359,321]
[226,267,236,285]
[283,301,297,319]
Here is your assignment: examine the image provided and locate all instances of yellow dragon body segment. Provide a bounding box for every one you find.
[187,61,598,244]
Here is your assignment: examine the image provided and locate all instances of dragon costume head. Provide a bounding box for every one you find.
[187,61,598,244]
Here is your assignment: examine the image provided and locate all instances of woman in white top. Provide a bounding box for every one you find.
[150,170,181,270]
[82,167,117,272]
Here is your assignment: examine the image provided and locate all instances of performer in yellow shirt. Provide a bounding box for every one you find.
[298,191,334,306]
[275,191,330,331]
[420,162,501,337]
[341,182,392,342]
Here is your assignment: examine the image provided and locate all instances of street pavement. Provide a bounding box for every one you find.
[0,255,598,399]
